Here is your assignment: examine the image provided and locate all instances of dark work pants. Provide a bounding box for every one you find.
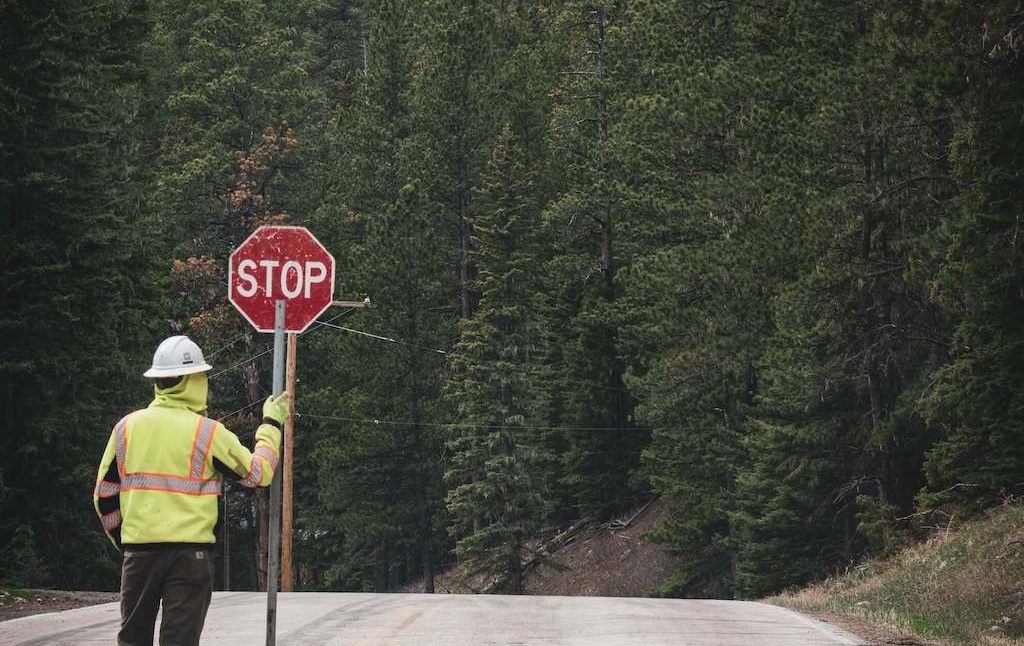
[119,547,214,646]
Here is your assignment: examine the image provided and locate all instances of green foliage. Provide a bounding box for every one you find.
[304,180,450,591]
[0,0,159,590]
[542,2,649,521]
[1,526,49,587]
[446,125,553,593]
[7,0,1024,601]
[917,0,1024,515]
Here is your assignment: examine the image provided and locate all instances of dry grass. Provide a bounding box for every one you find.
[768,504,1024,645]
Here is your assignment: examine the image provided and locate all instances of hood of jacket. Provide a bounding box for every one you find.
[149,372,208,413]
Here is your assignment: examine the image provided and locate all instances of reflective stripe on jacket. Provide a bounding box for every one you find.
[93,378,280,547]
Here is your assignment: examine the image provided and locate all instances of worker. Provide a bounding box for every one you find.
[93,335,289,646]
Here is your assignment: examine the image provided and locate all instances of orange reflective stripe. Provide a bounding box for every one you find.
[121,473,222,496]
[190,418,217,478]
[95,480,120,498]
[101,510,122,531]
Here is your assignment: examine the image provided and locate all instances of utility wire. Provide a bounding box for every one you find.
[295,411,648,433]
[208,348,273,381]
[221,405,647,439]
[315,321,448,354]
[308,307,356,331]
[211,308,612,432]
[205,332,247,360]
[217,397,265,423]
[208,308,357,381]
[209,311,445,382]
[208,308,362,420]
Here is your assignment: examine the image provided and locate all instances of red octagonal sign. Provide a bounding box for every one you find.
[228,226,335,333]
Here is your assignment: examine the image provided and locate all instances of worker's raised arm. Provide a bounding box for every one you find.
[209,392,289,488]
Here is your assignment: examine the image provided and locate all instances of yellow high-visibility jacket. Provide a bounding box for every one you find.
[93,373,281,547]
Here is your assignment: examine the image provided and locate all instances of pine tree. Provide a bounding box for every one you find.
[628,0,956,596]
[918,0,1024,514]
[542,1,649,522]
[304,182,449,591]
[0,0,159,589]
[446,125,553,593]
[298,1,451,592]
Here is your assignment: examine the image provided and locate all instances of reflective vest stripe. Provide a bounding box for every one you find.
[190,418,217,479]
[112,415,224,497]
[95,480,120,498]
[114,418,128,478]
[238,445,278,488]
[239,458,264,488]
[101,510,122,531]
[188,417,203,475]
[121,473,222,496]
[254,445,279,470]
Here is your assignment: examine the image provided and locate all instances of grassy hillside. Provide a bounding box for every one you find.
[769,503,1024,646]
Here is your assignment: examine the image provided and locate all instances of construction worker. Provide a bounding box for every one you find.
[93,335,289,646]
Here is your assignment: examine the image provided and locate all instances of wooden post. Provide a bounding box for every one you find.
[281,332,297,592]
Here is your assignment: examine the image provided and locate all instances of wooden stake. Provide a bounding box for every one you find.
[281,332,297,592]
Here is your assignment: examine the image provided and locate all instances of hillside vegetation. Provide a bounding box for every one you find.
[419,500,678,597]
[771,503,1024,646]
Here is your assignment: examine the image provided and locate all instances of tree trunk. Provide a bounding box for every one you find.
[255,490,268,592]
[242,328,268,591]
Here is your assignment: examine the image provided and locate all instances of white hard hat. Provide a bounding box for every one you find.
[143,335,213,378]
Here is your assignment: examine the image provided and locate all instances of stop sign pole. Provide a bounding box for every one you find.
[228,226,335,646]
[267,300,285,646]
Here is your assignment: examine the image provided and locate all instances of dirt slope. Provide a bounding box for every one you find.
[524,500,678,597]
[429,499,680,597]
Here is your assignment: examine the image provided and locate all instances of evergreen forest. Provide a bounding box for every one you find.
[3,0,1024,600]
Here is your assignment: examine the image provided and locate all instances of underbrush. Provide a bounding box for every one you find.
[769,503,1024,645]
[0,589,29,604]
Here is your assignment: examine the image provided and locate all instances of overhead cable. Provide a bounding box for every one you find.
[205,332,247,360]
[216,397,265,423]
[208,308,356,381]
[295,411,647,433]
[315,321,448,354]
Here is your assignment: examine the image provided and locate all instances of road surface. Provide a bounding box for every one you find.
[0,592,866,645]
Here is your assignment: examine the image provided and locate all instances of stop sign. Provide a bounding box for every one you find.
[228,226,336,333]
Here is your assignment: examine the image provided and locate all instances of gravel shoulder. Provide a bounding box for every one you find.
[0,589,118,622]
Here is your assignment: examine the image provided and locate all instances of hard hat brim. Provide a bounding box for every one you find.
[143,363,213,378]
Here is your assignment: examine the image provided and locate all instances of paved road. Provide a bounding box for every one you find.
[0,592,865,645]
